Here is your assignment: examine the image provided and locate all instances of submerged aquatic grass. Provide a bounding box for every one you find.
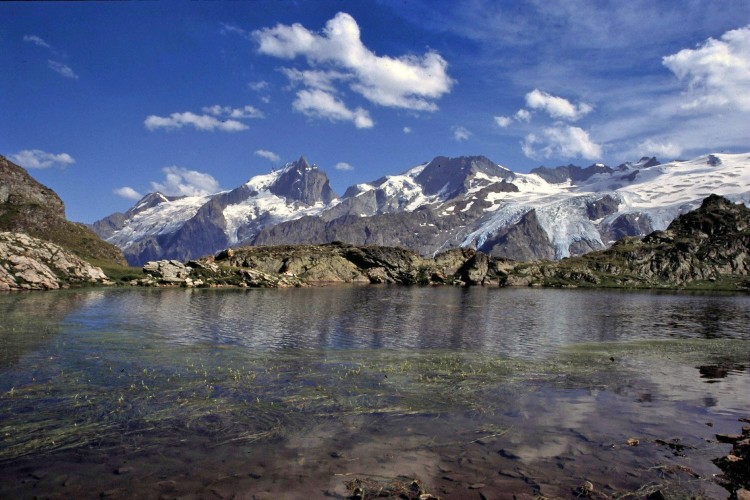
[3,337,747,463]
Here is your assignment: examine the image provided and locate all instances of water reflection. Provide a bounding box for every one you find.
[0,285,749,499]
[58,287,750,355]
[3,287,750,359]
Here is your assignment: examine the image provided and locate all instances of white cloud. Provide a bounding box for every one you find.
[525,89,592,121]
[280,67,350,92]
[636,139,683,159]
[403,126,412,134]
[494,116,512,128]
[150,166,221,197]
[48,60,78,80]
[23,35,50,48]
[662,25,750,112]
[202,104,264,119]
[292,89,373,128]
[144,111,249,132]
[255,12,454,115]
[522,125,602,160]
[334,161,354,171]
[452,125,471,141]
[255,149,281,163]
[10,149,75,169]
[113,186,143,201]
[248,80,269,92]
[515,108,531,122]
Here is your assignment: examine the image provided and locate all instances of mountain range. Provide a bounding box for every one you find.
[92,153,750,266]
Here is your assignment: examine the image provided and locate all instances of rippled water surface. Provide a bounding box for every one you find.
[1,287,749,498]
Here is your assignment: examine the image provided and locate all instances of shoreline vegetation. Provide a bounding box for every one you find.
[2,195,749,292]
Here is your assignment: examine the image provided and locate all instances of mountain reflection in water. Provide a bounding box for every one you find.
[0,287,748,499]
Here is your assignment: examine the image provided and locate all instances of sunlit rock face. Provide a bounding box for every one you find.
[0,232,111,290]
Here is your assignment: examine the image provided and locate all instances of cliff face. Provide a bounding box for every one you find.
[0,156,126,266]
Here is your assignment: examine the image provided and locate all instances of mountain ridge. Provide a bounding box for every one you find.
[92,152,750,266]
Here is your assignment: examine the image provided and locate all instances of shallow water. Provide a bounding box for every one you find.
[0,287,748,498]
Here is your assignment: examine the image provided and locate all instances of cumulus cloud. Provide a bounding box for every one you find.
[255,149,281,163]
[334,161,354,171]
[10,149,75,169]
[494,116,512,128]
[452,125,471,141]
[292,88,373,128]
[150,166,221,197]
[663,25,750,111]
[48,60,78,80]
[144,111,249,132]
[636,139,683,159]
[494,109,532,129]
[515,109,532,122]
[254,12,454,123]
[202,104,264,119]
[23,35,50,48]
[403,126,412,134]
[113,186,143,201]
[525,89,593,121]
[522,125,602,160]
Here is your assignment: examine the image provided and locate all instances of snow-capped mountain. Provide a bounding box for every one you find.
[92,157,336,264]
[93,152,750,266]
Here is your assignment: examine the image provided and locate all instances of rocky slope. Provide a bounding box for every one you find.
[95,153,750,266]
[1,156,126,266]
[135,195,750,291]
[508,195,750,289]
[0,232,112,290]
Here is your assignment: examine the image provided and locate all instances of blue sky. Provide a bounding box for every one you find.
[2,0,749,223]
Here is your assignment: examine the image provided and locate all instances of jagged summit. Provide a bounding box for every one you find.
[268,156,336,205]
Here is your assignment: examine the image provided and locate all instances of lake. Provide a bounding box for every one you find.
[1,286,748,498]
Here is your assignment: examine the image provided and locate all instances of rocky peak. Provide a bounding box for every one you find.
[268,156,337,205]
[127,192,176,216]
[667,194,747,239]
[415,155,512,199]
[615,157,660,171]
[530,162,614,184]
[0,155,65,216]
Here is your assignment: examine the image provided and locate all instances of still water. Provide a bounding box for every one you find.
[0,287,748,498]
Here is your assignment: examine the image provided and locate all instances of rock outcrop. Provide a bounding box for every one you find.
[0,232,112,290]
[507,195,750,289]
[1,155,126,266]
[138,243,508,288]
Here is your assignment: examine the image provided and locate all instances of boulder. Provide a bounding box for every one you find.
[142,260,192,283]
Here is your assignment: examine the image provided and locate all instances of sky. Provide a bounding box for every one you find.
[2,0,749,223]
